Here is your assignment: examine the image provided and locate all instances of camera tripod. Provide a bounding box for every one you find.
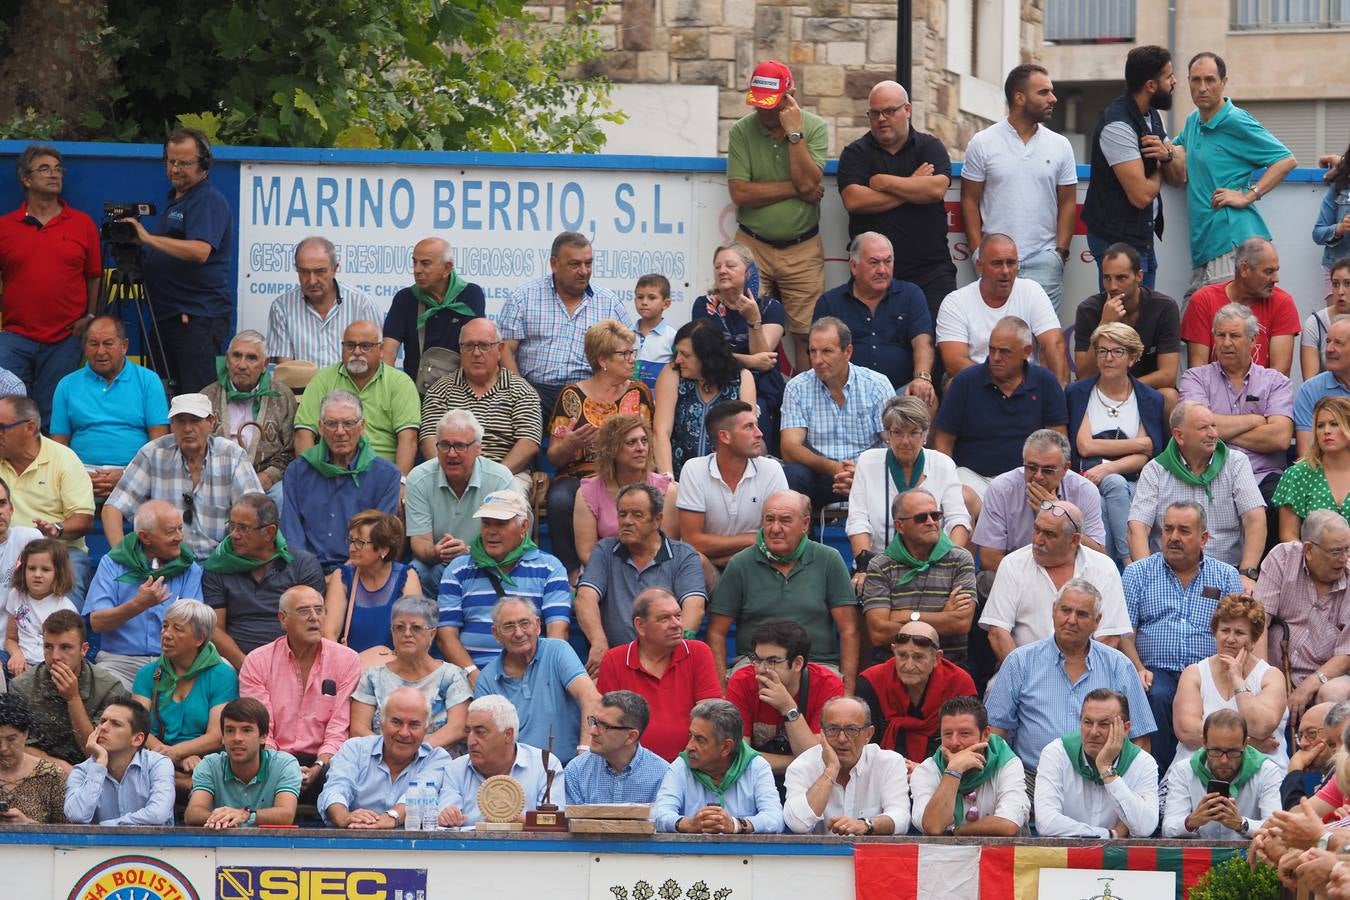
[97,260,175,395]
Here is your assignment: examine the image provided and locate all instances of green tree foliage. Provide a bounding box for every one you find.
[7,0,622,151]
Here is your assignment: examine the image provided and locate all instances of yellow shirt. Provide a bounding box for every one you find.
[0,436,95,552]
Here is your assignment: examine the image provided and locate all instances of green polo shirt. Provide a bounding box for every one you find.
[404,455,515,543]
[191,748,302,811]
[726,110,828,239]
[711,539,855,664]
[294,363,422,462]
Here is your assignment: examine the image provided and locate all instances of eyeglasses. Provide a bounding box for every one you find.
[164,158,200,170]
[748,653,788,667]
[1094,347,1130,359]
[341,340,380,353]
[886,428,925,441]
[30,164,63,175]
[391,623,429,636]
[892,633,937,650]
[1024,463,1064,477]
[821,724,870,738]
[587,716,635,732]
[225,521,265,534]
[181,492,196,527]
[497,618,537,635]
[1311,541,1350,559]
[1039,500,1081,534]
[348,536,372,549]
[460,341,499,354]
[435,440,479,454]
[896,510,942,524]
[0,418,32,432]
[290,605,326,619]
[1297,728,1324,744]
[612,349,638,360]
[321,418,362,431]
[1205,747,1245,760]
[866,105,905,119]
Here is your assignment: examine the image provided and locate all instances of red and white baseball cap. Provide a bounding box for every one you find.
[746,60,793,109]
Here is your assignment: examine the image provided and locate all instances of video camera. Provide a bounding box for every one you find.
[101,202,156,270]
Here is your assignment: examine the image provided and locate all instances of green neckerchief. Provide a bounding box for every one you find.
[203,531,295,575]
[680,740,761,803]
[215,357,280,418]
[883,530,955,586]
[299,435,377,487]
[1189,744,1267,796]
[413,272,474,326]
[886,448,925,493]
[1061,732,1141,785]
[469,532,537,587]
[149,641,222,700]
[755,531,809,565]
[1155,437,1229,498]
[930,733,1017,826]
[107,534,196,585]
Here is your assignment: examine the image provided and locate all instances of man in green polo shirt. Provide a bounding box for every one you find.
[706,490,859,693]
[184,697,302,828]
[294,320,421,475]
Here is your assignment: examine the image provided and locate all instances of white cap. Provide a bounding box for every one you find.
[168,393,212,419]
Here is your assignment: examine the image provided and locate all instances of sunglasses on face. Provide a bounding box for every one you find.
[896,510,942,524]
[892,633,937,650]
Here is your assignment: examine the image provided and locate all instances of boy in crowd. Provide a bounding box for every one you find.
[634,273,675,388]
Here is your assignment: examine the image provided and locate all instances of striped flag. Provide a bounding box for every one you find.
[855,843,1242,900]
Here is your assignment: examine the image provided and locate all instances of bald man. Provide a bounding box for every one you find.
[267,235,381,367]
[836,79,956,323]
[382,237,486,384]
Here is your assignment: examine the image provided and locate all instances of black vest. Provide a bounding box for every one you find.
[1082,93,1166,248]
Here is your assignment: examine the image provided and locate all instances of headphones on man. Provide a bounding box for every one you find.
[164,128,213,171]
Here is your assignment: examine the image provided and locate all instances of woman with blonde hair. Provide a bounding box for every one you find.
[1274,395,1350,541]
[573,414,679,565]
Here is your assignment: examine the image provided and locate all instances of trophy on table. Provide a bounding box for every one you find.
[524,732,568,832]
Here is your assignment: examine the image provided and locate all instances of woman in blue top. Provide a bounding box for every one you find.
[133,598,239,791]
[653,318,755,478]
[691,242,786,452]
[1065,322,1166,566]
[1313,145,1350,278]
[322,510,422,656]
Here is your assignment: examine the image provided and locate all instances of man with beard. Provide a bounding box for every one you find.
[1081,45,1187,290]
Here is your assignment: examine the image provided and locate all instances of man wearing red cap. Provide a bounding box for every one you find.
[727,60,828,373]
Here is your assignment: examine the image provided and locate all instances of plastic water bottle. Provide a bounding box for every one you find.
[404,781,424,831]
[420,780,439,831]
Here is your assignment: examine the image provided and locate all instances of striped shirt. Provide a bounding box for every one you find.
[564,744,670,805]
[419,367,542,464]
[266,284,381,367]
[780,363,893,462]
[1127,452,1265,567]
[436,547,573,667]
[497,274,634,386]
[861,545,976,662]
[1123,552,1239,672]
[106,435,262,557]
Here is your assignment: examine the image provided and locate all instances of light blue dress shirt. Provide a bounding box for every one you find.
[652,752,784,834]
[83,557,205,656]
[564,744,669,806]
[317,735,452,823]
[421,742,565,828]
[474,638,587,763]
[63,748,175,825]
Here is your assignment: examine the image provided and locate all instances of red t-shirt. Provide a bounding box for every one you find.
[1179,282,1300,369]
[724,662,844,750]
[0,202,101,343]
[596,639,722,762]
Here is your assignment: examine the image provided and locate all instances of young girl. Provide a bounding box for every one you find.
[4,539,77,676]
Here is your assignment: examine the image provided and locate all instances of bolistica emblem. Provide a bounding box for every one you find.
[68,854,200,900]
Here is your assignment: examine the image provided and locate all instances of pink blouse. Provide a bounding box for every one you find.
[579,472,674,538]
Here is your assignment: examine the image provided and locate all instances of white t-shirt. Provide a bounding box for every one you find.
[5,591,78,664]
[961,119,1079,257]
[935,278,1062,364]
[909,754,1030,832]
[980,544,1133,645]
[676,453,788,537]
[0,527,42,649]
[1086,384,1141,438]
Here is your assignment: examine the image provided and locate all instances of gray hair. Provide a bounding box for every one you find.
[381,685,433,722]
[437,408,484,443]
[233,492,279,529]
[163,598,216,644]
[491,595,539,625]
[601,690,651,734]
[616,482,664,518]
[390,594,439,631]
[809,316,852,350]
[319,390,364,422]
[1212,303,1259,340]
[821,695,871,727]
[1169,398,1210,430]
[469,694,519,734]
[880,394,931,434]
[1303,509,1350,544]
[1023,428,1071,462]
[892,487,937,520]
[228,329,268,355]
[0,394,40,430]
[16,145,61,181]
[1327,700,1350,730]
[1165,500,1208,534]
[992,315,1034,349]
[295,235,338,268]
[550,231,591,259]
[1058,578,1103,617]
[632,587,676,621]
[1235,236,1274,269]
[419,237,454,263]
[133,499,180,533]
[766,489,812,519]
[690,698,744,747]
[848,232,893,263]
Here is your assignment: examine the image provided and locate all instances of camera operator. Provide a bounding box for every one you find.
[121,128,233,393]
[0,145,102,427]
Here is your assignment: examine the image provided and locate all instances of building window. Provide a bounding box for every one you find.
[1239,99,1350,159]
[1044,0,1137,43]
[1231,0,1350,29]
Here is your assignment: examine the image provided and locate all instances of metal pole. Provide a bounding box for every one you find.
[896,0,913,94]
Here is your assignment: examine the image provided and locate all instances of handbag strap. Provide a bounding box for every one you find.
[340,569,360,646]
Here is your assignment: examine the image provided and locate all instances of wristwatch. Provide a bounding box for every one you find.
[909,611,922,622]
[1164,147,1176,163]
[784,708,801,723]
[1101,764,1118,779]
[244,808,257,827]
[1239,567,1260,580]
[786,132,804,144]
[386,807,403,825]
[863,818,875,835]
[1319,671,1331,685]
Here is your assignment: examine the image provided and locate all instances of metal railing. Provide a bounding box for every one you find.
[1044,0,1137,42]
[1231,0,1350,29]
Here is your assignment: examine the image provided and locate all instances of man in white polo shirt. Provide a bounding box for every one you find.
[677,400,787,574]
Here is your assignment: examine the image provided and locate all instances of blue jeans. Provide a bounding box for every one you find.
[0,330,84,431]
[67,547,92,612]
[410,558,446,591]
[1018,248,1067,313]
[1086,232,1158,292]
[1099,473,1137,564]
[1146,667,1182,775]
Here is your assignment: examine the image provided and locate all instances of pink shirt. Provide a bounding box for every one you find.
[238,636,361,758]
[578,472,673,538]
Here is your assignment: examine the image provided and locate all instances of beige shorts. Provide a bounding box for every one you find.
[1186,250,1237,303]
[735,227,825,334]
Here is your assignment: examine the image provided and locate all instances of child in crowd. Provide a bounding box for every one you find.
[4,538,77,675]
[634,273,676,389]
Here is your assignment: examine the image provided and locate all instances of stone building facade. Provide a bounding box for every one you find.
[526,0,1046,157]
